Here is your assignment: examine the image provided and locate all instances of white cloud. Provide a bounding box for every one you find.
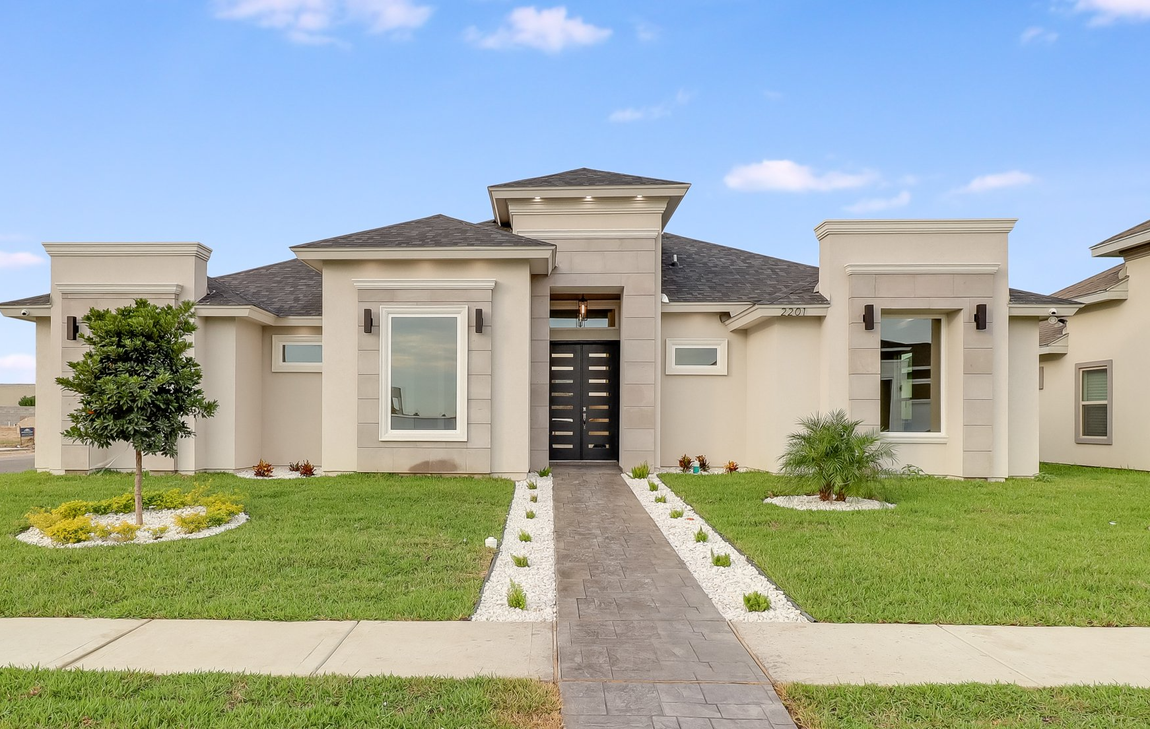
[0,252,45,270]
[0,354,35,383]
[467,6,611,53]
[1074,0,1150,24]
[845,190,911,213]
[608,89,692,123]
[214,0,432,44]
[724,159,879,193]
[957,170,1036,193]
[1020,26,1059,43]
[634,20,659,42]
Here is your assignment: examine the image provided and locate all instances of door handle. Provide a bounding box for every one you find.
[582,406,587,427]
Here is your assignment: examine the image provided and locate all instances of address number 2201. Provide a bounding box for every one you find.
[780,308,806,317]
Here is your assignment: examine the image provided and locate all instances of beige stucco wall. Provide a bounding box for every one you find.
[199,317,238,470]
[816,222,1016,479]
[320,258,531,478]
[1040,255,1147,470]
[659,312,747,469]
[1008,318,1040,476]
[259,325,321,466]
[0,384,34,406]
[509,197,668,470]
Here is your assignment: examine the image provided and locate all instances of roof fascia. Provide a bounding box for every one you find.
[661,302,749,317]
[196,305,277,325]
[0,304,50,321]
[1008,302,1084,317]
[489,183,691,227]
[292,245,555,275]
[724,303,830,331]
[43,242,212,261]
[816,219,1017,240]
[1090,228,1150,258]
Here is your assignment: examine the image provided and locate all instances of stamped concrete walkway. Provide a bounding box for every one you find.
[554,464,796,729]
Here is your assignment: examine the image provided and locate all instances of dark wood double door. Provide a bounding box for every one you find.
[549,342,620,461]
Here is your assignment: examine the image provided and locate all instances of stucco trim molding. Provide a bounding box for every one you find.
[43,243,211,261]
[816,219,1017,240]
[56,283,184,296]
[295,247,554,275]
[1008,303,1084,317]
[512,228,662,240]
[843,263,1001,275]
[196,304,277,325]
[353,279,497,291]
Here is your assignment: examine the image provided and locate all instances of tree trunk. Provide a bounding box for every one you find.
[134,449,144,526]
[834,490,847,502]
[818,484,832,501]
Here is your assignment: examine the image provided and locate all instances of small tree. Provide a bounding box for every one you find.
[56,299,218,525]
[18,395,35,406]
[778,410,897,501]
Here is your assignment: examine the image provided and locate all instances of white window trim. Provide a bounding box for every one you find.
[1075,360,1112,445]
[271,335,322,373]
[379,305,469,443]
[665,338,728,376]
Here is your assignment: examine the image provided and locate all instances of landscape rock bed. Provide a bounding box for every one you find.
[623,474,810,623]
[764,495,895,511]
[236,466,325,479]
[17,508,248,549]
[472,473,556,622]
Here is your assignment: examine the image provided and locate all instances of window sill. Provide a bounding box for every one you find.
[1074,438,1112,446]
[379,432,468,443]
[881,432,948,445]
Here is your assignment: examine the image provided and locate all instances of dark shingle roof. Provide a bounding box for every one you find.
[491,167,687,189]
[1008,289,1081,306]
[1051,263,1125,300]
[293,214,553,249]
[661,233,828,306]
[0,292,50,307]
[1039,319,1068,347]
[1096,218,1150,248]
[200,259,321,317]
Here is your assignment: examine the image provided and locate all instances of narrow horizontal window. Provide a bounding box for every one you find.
[271,335,322,373]
[666,338,728,375]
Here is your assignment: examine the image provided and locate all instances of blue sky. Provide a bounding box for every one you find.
[1,0,1148,382]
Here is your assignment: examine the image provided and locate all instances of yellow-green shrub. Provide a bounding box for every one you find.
[97,522,141,542]
[174,512,210,534]
[26,508,63,532]
[53,500,92,519]
[44,516,94,544]
[143,488,193,510]
[146,526,168,540]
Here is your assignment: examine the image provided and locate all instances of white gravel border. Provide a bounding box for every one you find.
[623,473,810,623]
[16,507,248,549]
[472,473,556,622]
[764,494,895,511]
[236,466,325,479]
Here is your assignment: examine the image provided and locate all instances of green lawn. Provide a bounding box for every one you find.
[780,683,1150,729]
[1,471,514,621]
[0,667,559,729]
[661,464,1150,626]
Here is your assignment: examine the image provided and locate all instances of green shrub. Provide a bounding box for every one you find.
[44,516,94,544]
[90,493,134,515]
[669,509,684,519]
[779,409,897,501]
[174,512,210,534]
[526,481,537,490]
[711,551,731,567]
[538,467,551,477]
[648,481,659,492]
[142,488,192,510]
[743,591,771,612]
[18,395,35,406]
[507,581,527,610]
[518,530,532,542]
[512,555,529,568]
[525,510,536,519]
[26,508,62,532]
[146,526,168,540]
[695,528,708,543]
[630,462,651,479]
[53,500,91,519]
[654,494,667,504]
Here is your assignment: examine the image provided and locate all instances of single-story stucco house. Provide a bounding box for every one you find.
[0,168,1078,480]
[1039,217,1150,471]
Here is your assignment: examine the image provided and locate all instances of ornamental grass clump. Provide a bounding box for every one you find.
[711,550,731,567]
[525,510,536,519]
[630,462,651,479]
[695,528,708,543]
[779,409,897,501]
[655,494,667,504]
[512,555,530,568]
[669,509,684,519]
[649,481,659,492]
[529,494,538,503]
[518,530,532,542]
[537,467,551,477]
[743,591,771,612]
[507,581,527,610]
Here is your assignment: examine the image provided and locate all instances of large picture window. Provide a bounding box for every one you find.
[380,306,468,441]
[880,317,942,433]
[1076,361,1112,445]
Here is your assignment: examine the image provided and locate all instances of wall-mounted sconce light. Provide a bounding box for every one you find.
[862,304,875,331]
[66,315,79,341]
[363,309,373,334]
[974,303,988,331]
[475,308,484,334]
[577,295,588,328]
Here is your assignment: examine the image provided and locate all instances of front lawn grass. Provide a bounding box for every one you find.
[661,464,1150,626]
[780,683,1150,728]
[1,471,513,621]
[0,667,560,729]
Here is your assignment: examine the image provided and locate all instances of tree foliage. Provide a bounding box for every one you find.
[778,410,897,501]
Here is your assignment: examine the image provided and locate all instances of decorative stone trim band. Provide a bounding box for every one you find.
[352,279,497,290]
[843,263,1000,275]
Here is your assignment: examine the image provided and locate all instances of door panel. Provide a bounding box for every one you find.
[549,342,619,460]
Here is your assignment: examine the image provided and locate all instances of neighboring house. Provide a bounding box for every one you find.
[0,168,1073,479]
[0,384,35,407]
[1039,218,1149,471]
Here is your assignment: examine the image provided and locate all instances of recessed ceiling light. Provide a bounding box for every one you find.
[533,196,541,201]
[585,196,593,200]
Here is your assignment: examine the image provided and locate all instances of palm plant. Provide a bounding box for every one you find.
[778,410,897,501]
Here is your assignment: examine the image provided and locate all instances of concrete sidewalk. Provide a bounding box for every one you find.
[737,623,1150,687]
[0,618,554,679]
